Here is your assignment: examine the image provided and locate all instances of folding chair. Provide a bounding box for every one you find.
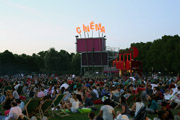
[169,93,180,109]
[111,95,121,108]
[52,94,69,117]
[24,98,41,118]
[174,103,180,109]
[17,114,29,120]
[133,106,147,120]
[39,100,53,119]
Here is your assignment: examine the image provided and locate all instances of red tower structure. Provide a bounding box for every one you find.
[113,47,142,76]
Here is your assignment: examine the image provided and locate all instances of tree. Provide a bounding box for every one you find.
[71,53,80,74]
[44,48,59,73]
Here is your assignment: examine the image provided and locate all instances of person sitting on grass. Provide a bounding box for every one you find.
[0,100,23,120]
[97,99,115,120]
[146,84,153,96]
[51,88,58,99]
[171,86,180,104]
[164,89,173,101]
[12,87,19,100]
[131,97,144,117]
[90,87,98,101]
[101,86,109,97]
[37,88,45,98]
[146,95,158,114]
[154,101,174,120]
[88,112,96,120]
[0,91,5,104]
[2,90,14,110]
[118,96,130,117]
[70,93,82,112]
[76,88,83,102]
[153,87,164,101]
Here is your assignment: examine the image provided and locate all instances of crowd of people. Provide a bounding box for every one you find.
[0,73,180,120]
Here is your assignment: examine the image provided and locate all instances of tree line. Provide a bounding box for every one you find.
[0,35,179,75]
[0,48,80,75]
[131,35,180,75]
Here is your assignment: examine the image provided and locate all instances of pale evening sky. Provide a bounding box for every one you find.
[0,0,180,55]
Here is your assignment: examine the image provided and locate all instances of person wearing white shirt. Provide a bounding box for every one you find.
[98,99,115,120]
[172,86,180,104]
[69,94,81,112]
[13,88,19,100]
[131,97,144,116]
[172,87,178,96]
[151,83,158,90]
[72,74,75,80]
[130,76,136,82]
[164,89,173,101]
[60,82,69,90]
[92,86,99,99]
[14,83,20,90]
[178,88,180,95]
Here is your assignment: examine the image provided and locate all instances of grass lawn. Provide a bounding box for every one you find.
[47,105,102,120]
[47,105,180,120]
[1,103,180,120]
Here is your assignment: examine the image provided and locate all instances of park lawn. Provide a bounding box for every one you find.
[1,103,180,120]
[48,105,180,120]
[46,105,102,120]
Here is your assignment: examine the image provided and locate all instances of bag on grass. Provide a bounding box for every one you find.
[78,108,91,113]
[115,114,129,120]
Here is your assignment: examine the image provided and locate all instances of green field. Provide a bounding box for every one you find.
[1,103,179,120]
[46,105,180,120]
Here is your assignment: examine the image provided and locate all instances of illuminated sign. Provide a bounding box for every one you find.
[76,21,105,34]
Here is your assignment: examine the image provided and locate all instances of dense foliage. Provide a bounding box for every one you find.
[0,48,80,75]
[131,35,180,74]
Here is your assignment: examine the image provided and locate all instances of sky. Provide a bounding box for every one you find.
[0,0,180,55]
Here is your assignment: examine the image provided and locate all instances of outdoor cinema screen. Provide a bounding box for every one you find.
[81,52,108,67]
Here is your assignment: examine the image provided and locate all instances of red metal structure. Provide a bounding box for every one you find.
[113,47,142,76]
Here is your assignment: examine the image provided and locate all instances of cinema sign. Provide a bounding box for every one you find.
[76,21,105,34]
